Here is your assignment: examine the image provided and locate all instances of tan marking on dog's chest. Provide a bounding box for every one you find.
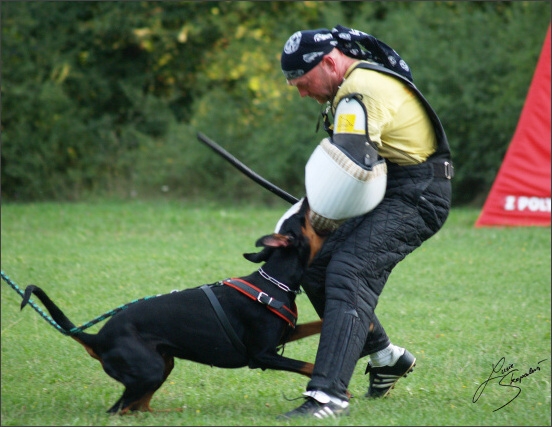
[302,209,327,265]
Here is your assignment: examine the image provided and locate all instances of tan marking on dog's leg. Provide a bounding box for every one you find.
[298,362,315,377]
[287,320,323,342]
[72,336,101,361]
[119,395,155,415]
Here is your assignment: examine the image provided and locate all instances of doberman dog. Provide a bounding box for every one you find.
[20,199,325,415]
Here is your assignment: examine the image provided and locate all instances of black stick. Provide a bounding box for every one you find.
[197,132,298,205]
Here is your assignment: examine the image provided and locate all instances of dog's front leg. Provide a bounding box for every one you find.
[285,320,323,343]
[249,349,315,378]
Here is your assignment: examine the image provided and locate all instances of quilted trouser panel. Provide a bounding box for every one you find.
[305,298,380,400]
[304,161,451,399]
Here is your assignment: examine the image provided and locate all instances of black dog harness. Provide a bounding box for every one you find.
[200,279,298,355]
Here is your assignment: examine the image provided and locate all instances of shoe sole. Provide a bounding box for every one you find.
[366,358,416,398]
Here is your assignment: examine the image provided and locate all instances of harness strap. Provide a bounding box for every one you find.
[200,285,247,355]
[222,278,297,328]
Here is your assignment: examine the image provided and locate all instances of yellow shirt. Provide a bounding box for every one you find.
[332,61,437,165]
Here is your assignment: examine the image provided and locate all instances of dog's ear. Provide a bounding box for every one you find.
[298,197,310,218]
[276,198,310,238]
[243,233,295,263]
[243,246,273,263]
[256,233,294,248]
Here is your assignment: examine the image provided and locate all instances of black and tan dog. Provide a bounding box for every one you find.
[20,200,324,415]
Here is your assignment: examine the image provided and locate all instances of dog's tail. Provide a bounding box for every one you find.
[21,285,78,335]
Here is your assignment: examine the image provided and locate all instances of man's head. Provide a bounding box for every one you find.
[280,28,355,104]
[280,29,336,80]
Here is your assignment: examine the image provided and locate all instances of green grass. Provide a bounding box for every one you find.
[1,200,550,426]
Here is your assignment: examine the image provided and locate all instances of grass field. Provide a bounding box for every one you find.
[1,200,550,426]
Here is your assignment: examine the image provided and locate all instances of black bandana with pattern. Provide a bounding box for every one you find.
[281,24,413,82]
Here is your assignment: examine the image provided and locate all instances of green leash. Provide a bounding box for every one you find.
[1,270,159,335]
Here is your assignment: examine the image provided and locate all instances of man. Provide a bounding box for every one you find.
[277,25,454,419]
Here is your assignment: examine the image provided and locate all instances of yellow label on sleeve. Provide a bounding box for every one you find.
[336,113,356,133]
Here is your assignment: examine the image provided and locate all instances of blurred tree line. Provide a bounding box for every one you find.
[1,1,550,205]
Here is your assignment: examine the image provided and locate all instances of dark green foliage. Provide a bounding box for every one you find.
[386,1,550,204]
[2,1,550,204]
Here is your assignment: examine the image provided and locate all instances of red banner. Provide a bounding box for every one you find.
[476,26,551,227]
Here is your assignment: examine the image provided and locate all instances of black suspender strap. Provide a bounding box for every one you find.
[352,61,454,175]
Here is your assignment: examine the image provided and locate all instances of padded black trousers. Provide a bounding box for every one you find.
[302,160,452,400]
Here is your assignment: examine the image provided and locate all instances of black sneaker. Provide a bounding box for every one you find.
[365,349,416,398]
[278,397,350,420]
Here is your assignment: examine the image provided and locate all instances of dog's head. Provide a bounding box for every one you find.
[243,198,326,288]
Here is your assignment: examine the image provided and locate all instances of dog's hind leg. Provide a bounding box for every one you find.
[103,344,168,414]
[118,354,176,414]
[108,372,163,415]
